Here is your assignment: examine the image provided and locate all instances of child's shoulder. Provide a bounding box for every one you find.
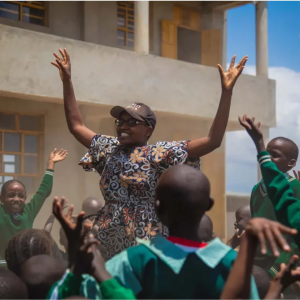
[289,176,300,186]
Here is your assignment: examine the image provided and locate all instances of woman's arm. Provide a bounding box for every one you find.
[188,55,248,159]
[51,48,95,148]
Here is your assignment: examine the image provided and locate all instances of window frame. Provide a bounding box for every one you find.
[0,1,47,26]
[0,111,44,181]
[117,1,134,48]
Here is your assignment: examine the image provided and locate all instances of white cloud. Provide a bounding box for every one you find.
[226,65,300,193]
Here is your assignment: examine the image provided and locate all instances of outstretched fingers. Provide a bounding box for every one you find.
[229,55,236,69]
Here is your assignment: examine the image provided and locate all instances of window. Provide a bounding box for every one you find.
[0,1,46,26]
[0,112,43,193]
[117,1,134,47]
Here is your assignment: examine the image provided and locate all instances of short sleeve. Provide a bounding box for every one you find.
[150,141,200,171]
[79,135,119,174]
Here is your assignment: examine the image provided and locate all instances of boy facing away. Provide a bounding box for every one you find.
[49,164,259,299]
[250,135,300,275]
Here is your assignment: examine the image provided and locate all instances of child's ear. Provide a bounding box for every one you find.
[206,197,214,211]
[289,159,297,169]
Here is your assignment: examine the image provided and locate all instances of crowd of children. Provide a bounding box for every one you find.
[2,50,300,299]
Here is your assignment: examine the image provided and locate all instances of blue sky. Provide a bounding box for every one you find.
[226,2,300,193]
[227,1,300,72]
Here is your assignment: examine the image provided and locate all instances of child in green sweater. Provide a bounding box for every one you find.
[0,148,67,260]
[246,120,300,276]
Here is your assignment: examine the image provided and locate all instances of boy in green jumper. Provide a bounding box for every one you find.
[0,148,67,260]
[240,115,300,250]
[249,133,300,276]
[49,165,259,299]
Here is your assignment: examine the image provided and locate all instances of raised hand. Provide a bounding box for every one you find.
[52,196,86,268]
[265,255,300,299]
[238,115,265,151]
[49,148,68,163]
[276,255,300,291]
[245,218,297,257]
[218,55,248,91]
[51,48,71,81]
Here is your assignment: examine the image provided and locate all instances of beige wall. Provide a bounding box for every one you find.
[0,24,276,127]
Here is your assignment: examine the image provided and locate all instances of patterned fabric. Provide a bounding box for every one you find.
[79,135,200,259]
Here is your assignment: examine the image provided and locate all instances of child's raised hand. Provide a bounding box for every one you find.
[238,115,266,153]
[274,255,300,293]
[49,148,68,163]
[72,233,99,276]
[52,196,86,267]
[238,115,262,140]
[245,218,297,257]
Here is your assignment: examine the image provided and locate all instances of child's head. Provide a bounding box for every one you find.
[5,229,52,275]
[266,137,298,173]
[82,196,103,216]
[20,254,66,299]
[155,165,213,232]
[0,268,28,299]
[234,205,251,238]
[199,214,214,242]
[0,180,27,214]
[252,265,270,299]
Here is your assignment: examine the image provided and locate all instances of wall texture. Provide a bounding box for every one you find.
[0,24,276,127]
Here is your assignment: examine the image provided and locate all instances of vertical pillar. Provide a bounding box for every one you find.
[134,1,149,54]
[222,10,227,71]
[202,138,227,241]
[256,1,268,77]
[258,126,270,180]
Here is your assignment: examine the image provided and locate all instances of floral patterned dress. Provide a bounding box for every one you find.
[79,135,200,259]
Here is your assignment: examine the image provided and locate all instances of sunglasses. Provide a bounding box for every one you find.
[115,119,148,127]
[6,192,26,199]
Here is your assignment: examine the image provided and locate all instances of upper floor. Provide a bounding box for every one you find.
[0,1,250,67]
[0,1,276,128]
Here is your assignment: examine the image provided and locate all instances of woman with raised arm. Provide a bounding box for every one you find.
[51,49,247,259]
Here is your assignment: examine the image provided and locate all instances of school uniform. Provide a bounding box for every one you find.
[250,163,300,277]
[48,236,259,299]
[47,271,136,299]
[258,151,300,249]
[0,169,54,260]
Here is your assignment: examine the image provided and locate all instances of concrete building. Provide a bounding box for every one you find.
[0,1,275,243]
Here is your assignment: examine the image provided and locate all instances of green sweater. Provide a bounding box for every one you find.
[0,169,54,260]
[250,164,300,276]
[47,270,136,299]
[48,237,259,299]
[258,151,300,249]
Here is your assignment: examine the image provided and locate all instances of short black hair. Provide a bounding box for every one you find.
[0,179,26,199]
[269,137,299,160]
[156,165,211,227]
[20,255,66,299]
[252,265,270,299]
[5,229,52,276]
[0,267,28,299]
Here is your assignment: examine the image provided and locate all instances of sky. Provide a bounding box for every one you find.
[226,1,300,194]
